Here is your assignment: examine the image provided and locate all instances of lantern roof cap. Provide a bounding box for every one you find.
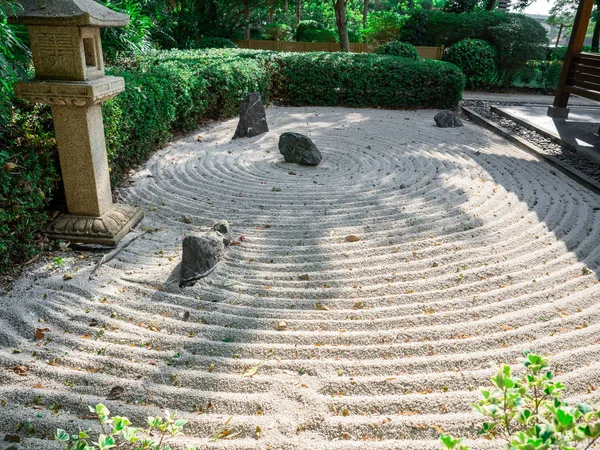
[8,0,130,27]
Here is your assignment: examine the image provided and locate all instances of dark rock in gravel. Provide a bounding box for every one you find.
[435,111,464,128]
[180,222,231,287]
[279,132,322,165]
[232,92,269,139]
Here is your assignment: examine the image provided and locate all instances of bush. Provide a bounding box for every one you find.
[443,0,478,13]
[364,12,408,45]
[263,23,292,41]
[487,15,548,85]
[3,48,464,271]
[295,20,337,42]
[195,37,237,49]
[440,352,600,450]
[445,39,496,89]
[270,52,464,109]
[376,41,419,59]
[549,45,592,61]
[399,10,548,86]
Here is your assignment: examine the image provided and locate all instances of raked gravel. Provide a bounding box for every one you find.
[2,107,600,449]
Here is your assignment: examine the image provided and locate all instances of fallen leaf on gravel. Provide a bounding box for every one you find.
[345,235,360,242]
[299,274,310,281]
[78,415,98,420]
[183,216,191,224]
[183,311,190,321]
[10,366,28,376]
[88,319,99,327]
[243,363,261,378]
[230,241,242,245]
[500,325,514,331]
[33,383,43,389]
[288,171,297,175]
[256,425,262,439]
[337,368,343,376]
[3,162,17,171]
[63,273,73,280]
[35,328,50,340]
[276,321,288,331]
[315,303,329,310]
[106,386,125,400]
[433,423,446,434]
[209,363,215,373]
[3,434,20,443]
[353,301,367,310]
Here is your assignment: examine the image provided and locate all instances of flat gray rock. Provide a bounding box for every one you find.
[279,132,322,165]
[435,111,463,128]
[232,92,269,139]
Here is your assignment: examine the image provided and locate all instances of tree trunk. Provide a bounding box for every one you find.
[555,23,563,48]
[243,0,251,39]
[285,0,289,11]
[593,0,600,52]
[296,0,302,25]
[333,0,350,52]
[363,0,369,27]
[269,5,275,23]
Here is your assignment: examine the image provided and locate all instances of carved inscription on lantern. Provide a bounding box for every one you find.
[29,26,85,80]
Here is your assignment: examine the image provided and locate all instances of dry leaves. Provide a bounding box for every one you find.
[345,235,360,242]
[298,274,311,281]
[10,366,28,376]
[3,162,17,171]
[63,273,73,281]
[242,363,261,378]
[275,321,288,331]
[315,303,329,311]
[35,328,50,340]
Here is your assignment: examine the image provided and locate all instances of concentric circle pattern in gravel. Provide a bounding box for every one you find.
[2,107,600,449]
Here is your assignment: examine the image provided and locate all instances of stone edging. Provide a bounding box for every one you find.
[461,106,600,196]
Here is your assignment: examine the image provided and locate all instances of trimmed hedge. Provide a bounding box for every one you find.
[271,52,464,109]
[375,41,420,60]
[1,48,464,270]
[445,39,496,89]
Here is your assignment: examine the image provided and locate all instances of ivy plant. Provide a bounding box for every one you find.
[440,352,600,450]
[54,404,193,450]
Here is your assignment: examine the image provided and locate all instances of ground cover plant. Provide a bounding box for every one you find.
[0,48,464,272]
[55,404,192,450]
[440,352,600,449]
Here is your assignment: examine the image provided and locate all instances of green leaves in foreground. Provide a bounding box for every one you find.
[440,352,600,450]
[55,403,191,450]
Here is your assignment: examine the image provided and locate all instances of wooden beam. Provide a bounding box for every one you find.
[552,0,595,111]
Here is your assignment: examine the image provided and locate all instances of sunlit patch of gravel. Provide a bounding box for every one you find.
[2,106,600,449]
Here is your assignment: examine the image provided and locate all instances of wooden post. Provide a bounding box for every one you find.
[549,0,594,117]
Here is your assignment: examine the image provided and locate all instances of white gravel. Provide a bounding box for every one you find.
[2,107,600,449]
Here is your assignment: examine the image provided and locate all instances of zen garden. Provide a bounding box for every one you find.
[4,0,600,449]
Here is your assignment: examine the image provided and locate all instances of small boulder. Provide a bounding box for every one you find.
[279,132,322,165]
[232,92,269,139]
[434,111,463,128]
[180,234,225,287]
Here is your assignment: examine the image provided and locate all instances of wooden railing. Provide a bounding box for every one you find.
[232,39,445,60]
[564,52,600,102]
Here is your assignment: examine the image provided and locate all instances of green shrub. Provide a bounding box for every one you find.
[440,352,600,450]
[399,10,548,86]
[443,0,478,13]
[538,60,562,90]
[2,48,464,271]
[263,23,292,41]
[549,45,592,61]
[270,52,464,109]
[55,404,192,450]
[376,41,420,60]
[0,100,60,270]
[487,15,548,85]
[195,37,237,49]
[364,11,408,45]
[445,39,496,89]
[295,20,337,42]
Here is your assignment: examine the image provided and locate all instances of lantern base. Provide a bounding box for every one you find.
[45,204,144,246]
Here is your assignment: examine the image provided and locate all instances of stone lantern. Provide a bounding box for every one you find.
[9,0,143,246]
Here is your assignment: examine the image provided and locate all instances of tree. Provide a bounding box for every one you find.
[333,0,350,51]
[363,0,369,27]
